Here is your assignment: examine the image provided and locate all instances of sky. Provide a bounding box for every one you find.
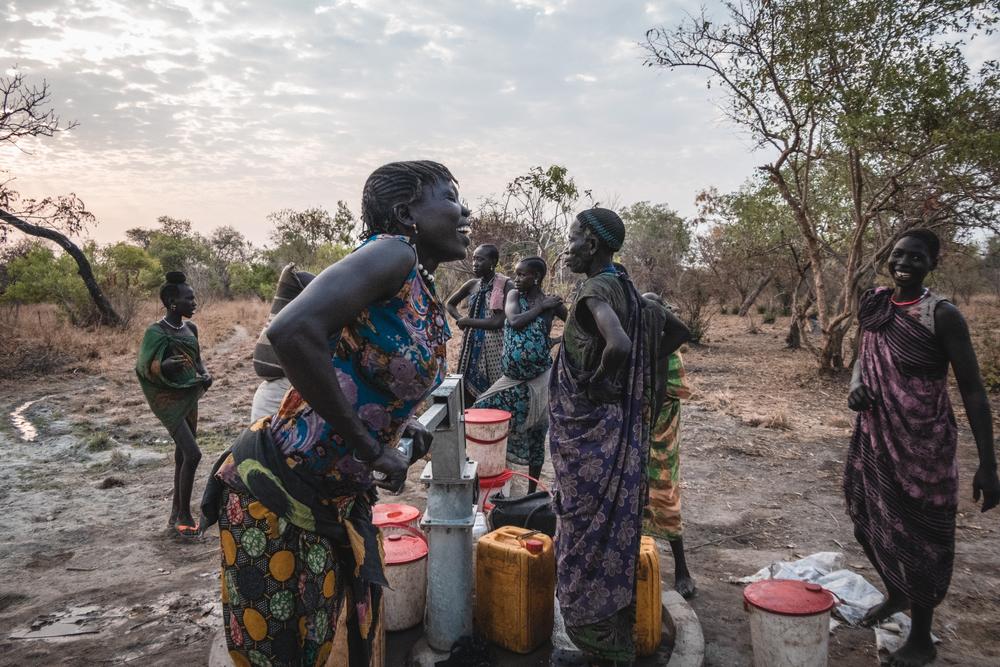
[0,1,803,245]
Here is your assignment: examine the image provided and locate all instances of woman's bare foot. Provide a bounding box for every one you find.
[861,594,910,627]
[675,573,697,599]
[887,635,936,666]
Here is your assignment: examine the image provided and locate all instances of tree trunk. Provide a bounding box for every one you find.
[737,273,774,316]
[819,321,849,371]
[1,209,122,326]
[785,318,801,349]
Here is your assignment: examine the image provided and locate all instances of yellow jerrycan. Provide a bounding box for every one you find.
[475,525,555,653]
[635,535,663,656]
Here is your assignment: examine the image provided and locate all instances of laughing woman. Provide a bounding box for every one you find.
[136,271,211,537]
[846,228,999,667]
[203,161,471,667]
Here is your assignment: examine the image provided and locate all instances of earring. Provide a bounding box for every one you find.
[412,224,420,237]
[171,304,177,311]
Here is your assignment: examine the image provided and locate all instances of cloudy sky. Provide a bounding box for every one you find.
[2,0,771,244]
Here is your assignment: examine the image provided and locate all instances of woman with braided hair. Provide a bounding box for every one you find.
[549,209,689,665]
[202,160,471,667]
[136,271,212,537]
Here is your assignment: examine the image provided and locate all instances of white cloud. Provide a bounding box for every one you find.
[0,0,824,245]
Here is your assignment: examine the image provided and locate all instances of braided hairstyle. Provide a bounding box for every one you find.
[361,160,457,237]
[159,271,188,308]
[576,208,626,252]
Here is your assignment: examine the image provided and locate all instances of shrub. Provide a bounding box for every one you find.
[86,432,113,452]
[976,331,1000,393]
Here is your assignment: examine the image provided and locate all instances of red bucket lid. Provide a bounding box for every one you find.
[478,468,514,489]
[373,503,421,526]
[464,408,512,424]
[383,533,427,565]
[743,579,836,616]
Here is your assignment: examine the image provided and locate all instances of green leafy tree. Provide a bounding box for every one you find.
[209,225,251,298]
[645,0,1000,369]
[1,244,95,324]
[0,70,121,325]
[230,258,279,301]
[618,201,691,296]
[145,216,212,274]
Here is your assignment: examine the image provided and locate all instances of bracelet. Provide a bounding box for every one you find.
[351,440,384,465]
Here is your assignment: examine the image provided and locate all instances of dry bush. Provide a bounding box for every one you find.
[763,411,791,430]
[702,389,734,411]
[742,411,790,429]
[0,299,270,380]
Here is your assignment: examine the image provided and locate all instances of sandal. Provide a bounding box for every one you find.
[173,522,201,538]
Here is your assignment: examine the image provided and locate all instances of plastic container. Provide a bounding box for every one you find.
[477,468,513,512]
[743,579,836,667]
[382,526,428,632]
[635,535,663,656]
[373,503,421,534]
[473,507,489,542]
[465,408,511,477]
[475,525,555,653]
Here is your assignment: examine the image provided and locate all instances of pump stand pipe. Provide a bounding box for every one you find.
[417,375,477,651]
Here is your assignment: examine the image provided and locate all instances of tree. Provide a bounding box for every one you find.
[0,69,121,325]
[645,0,1000,370]
[268,204,355,269]
[932,239,984,304]
[1,244,99,324]
[209,225,251,298]
[475,165,580,268]
[983,234,1000,298]
[618,201,691,296]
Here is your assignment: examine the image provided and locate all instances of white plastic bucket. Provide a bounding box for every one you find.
[382,525,428,632]
[464,408,511,477]
[743,579,836,667]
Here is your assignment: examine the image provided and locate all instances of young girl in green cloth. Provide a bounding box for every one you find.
[135,271,212,537]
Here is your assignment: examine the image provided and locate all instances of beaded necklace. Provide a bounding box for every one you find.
[890,287,929,307]
[159,317,186,331]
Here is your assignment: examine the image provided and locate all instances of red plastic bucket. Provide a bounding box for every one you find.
[373,503,421,533]
[477,468,514,512]
[465,408,511,477]
[743,580,836,666]
[382,525,428,631]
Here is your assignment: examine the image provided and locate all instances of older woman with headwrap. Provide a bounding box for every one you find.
[549,209,688,666]
[201,161,471,667]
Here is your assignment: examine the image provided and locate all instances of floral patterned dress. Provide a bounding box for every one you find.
[474,294,552,468]
[211,234,450,667]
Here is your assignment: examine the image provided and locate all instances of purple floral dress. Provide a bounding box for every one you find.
[548,268,649,632]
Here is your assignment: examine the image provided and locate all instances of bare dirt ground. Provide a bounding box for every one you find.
[1,303,998,666]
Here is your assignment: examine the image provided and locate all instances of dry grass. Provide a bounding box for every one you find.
[743,410,792,430]
[0,299,269,379]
